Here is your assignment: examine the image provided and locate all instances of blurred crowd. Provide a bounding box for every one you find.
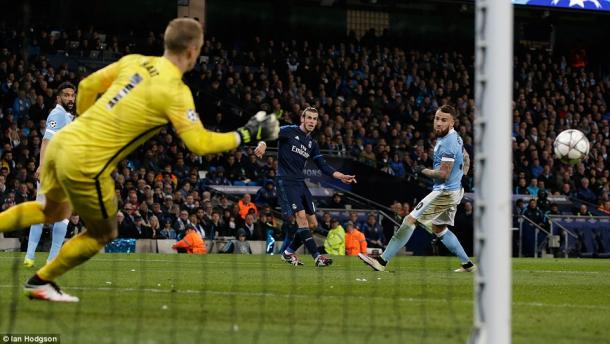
[511,52,609,216]
[0,24,608,247]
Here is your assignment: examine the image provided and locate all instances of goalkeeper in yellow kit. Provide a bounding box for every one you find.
[0,18,279,302]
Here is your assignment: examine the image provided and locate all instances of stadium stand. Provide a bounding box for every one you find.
[0,24,608,256]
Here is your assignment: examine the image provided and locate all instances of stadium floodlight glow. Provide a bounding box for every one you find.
[472,0,513,343]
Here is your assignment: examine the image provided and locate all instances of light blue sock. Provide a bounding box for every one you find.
[48,220,68,262]
[381,220,415,262]
[26,223,44,260]
[266,229,275,254]
[439,229,470,264]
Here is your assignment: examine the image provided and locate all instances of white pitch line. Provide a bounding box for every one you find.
[0,284,607,311]
[1,257,608,271]
[0,256,290,267]
[2,256,609,276]
[517,270,605,275]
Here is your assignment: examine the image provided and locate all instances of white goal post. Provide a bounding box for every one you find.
[472,0,513,343]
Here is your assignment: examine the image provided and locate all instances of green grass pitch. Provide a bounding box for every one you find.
[0,253,608,344]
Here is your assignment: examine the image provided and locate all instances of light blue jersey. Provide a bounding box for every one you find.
[432,129,464,191]
[43,104,74,140]
[26,103,74,264]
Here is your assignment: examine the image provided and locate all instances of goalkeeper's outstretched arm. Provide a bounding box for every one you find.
[176,111,280,156]
[179,128,241,156]
[168,82,279,156]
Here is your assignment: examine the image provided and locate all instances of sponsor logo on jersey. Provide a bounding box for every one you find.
[291,144,310,158]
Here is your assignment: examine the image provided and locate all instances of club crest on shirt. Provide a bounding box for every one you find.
[48,120,57,128]
[187,109,198,122]
[308,141,312,148]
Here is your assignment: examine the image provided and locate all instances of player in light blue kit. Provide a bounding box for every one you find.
[24,82,76,268]
[359,105,476,272]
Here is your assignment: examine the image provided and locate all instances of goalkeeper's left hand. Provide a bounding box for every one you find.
[237,111,280,144]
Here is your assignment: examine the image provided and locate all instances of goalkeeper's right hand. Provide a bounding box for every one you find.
[237,111,280,144]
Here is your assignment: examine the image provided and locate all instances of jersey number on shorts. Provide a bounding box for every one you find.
[107,73,143,109]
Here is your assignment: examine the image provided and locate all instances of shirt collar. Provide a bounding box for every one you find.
[441,128,456,138]
[298,125,312,137]
[54,103,66,112]
[54,103,75,120]
[160,56,183,78]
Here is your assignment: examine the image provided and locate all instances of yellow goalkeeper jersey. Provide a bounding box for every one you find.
[59,54,238,179]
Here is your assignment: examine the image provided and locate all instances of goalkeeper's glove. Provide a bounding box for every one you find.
[237,111,280,144]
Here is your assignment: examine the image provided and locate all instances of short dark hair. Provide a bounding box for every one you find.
[438,105,456,118]
[56,82,76,96]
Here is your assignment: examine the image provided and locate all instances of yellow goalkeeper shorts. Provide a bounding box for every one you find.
[39,138,118,220]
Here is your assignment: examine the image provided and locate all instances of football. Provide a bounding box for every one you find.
[553,129,590,164]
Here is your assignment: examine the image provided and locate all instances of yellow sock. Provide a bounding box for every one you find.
[0,201,46,233]
[37,232,104,281]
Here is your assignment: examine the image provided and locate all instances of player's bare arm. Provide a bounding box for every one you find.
[422,160,453,181]
[35,138,50,180]
[254,141,267,158]
[332,171,357,184]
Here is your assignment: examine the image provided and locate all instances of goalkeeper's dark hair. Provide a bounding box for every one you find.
[56,82,76,96]
[438,104,456,118]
